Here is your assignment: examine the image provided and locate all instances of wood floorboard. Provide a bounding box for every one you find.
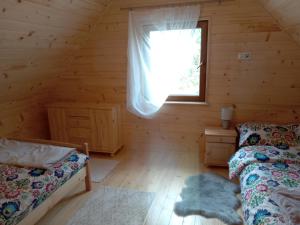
[36,146,243,225]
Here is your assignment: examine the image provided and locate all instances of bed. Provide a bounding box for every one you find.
[0,137,91,225]
[229,123,300,225]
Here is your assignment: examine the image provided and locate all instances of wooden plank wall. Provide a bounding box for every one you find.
[260,0,300,45]
[0,0,111,137]
[51,0,300,153]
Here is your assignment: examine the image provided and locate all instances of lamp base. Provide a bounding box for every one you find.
[222,120,230,129]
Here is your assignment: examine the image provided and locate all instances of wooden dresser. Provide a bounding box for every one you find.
[204,127,237,167]
[47,102,123,156]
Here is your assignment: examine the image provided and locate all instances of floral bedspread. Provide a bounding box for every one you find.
[0,152,88,225]
[229,146,300,225]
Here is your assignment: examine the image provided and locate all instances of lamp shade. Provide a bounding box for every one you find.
[221,107,233,120]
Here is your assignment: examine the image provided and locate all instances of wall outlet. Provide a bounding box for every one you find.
[238,52,251,60]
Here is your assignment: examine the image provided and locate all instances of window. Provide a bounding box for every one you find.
[148,21,208,102]
[127,6,202,118]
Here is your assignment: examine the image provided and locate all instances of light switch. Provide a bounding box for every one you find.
[238,52,251,60]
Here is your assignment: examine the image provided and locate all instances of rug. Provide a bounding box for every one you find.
[174,172,242,225]
[89,158,119,182]
[66,186,155,225]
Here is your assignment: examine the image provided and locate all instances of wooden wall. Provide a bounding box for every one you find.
[260,0,300,44]
[0,0,111,137]
[51,0,300,153]
[2,0,299,152]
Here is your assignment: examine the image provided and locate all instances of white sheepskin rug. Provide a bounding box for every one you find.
[174,172,243,225]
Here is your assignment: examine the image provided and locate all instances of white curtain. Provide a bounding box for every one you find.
[127,5,200,118]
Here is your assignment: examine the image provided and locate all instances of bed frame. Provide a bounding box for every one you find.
[3,137,92,225]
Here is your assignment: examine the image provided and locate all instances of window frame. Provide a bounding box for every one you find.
[166,20,208,102]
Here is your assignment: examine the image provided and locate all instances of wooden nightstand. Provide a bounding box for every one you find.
[204,127,237,167]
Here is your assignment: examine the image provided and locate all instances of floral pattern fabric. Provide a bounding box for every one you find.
[295,125,300,145]
[229,145,300,179]
[229,145,300,225]
[237,123,299,149]
[0,152,88,225]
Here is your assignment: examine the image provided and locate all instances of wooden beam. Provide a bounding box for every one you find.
[120,0,234,11]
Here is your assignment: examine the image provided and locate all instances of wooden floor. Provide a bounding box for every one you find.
[37,146,244,225]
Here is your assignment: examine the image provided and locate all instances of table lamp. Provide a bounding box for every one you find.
[221,106,233,129]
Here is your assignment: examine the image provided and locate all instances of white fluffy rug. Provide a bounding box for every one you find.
[174,173,242,225]
[89,158,119,182]
[67,186,155,225]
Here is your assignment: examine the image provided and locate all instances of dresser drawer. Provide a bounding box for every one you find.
[66,117,91,128]
[206,135,236,144]
[65,109,90,118]
[67,127,91,139]
[205,143,235,166]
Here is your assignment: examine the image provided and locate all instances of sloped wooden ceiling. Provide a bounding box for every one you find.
[260,0,300,44]
[0,0,111,137]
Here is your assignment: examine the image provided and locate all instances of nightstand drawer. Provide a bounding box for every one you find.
[206,135,236,143]
[205,143,235,166]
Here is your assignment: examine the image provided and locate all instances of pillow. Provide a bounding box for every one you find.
[237,123,298,150]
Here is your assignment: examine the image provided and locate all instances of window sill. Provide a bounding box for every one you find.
[164,101,208,106]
